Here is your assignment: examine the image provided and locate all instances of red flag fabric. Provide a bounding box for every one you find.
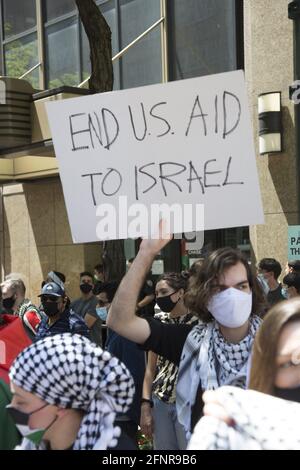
[0,315,32,384]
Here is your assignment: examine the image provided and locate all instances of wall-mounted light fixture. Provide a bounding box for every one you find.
[258,92,282,155]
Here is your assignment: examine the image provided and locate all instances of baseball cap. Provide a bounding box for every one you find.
[38,282,65,297]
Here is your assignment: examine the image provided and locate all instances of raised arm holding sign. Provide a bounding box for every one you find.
[107,220,172,343]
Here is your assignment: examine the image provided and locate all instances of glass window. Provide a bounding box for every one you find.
[168,0,237,80]
[4,33,39,88]
[44,0,76,22]
[45,17,80,88]
[119,0,162,89]
[3,0,36,39]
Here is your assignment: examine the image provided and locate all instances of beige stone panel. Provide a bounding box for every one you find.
[244,0,293,102]
[255,153,298,216]
[31,91,89,142]
[0,159,13,180]
[28,245,56,305]
[248,98,297,215]
[245,0,299,259]
[13,157,58,179]
[250,211,298,275]
[55,244,85,302]
[84,243,102,274]
[54,181,73,245]
[3,186,29,249]
[3,246,30,288]
[2,184,24,196]
[24,181,55,247]
[244,0,297,216]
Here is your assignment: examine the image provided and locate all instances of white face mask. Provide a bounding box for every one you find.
[207,287,252,328]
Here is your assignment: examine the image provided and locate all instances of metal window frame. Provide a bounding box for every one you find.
[36,0,45,89]
[160,0,168,83]
[0,1,4,74]
[78,13,83,84]
[114,0,121,89]
[2,25,38,44]
[235,0,244,70]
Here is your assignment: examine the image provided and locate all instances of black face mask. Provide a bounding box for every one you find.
[80,283,93,294]
[6,403,48,427]
[42,302,60,317]
[2,295,16,311]
[6,404,55,444]
[156,292,179,313]
[274,385,300,403]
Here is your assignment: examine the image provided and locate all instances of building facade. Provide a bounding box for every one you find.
[0,0,296,301]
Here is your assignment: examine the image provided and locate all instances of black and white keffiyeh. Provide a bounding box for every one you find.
[9,333,135,450]
[188,386,300,450]
[176,316,261,435]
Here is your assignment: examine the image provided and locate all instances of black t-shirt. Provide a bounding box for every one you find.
[140,316,204,430]
[137,278,156,317]
[267,283,285,306]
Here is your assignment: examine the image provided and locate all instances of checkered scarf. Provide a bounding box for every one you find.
[188,386,300,450]
[9,333,135,450]
[176,316,261,435]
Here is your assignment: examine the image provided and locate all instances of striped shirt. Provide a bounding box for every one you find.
[152,312,199,404]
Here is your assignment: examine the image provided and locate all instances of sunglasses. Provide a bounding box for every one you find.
[41,295,60,303]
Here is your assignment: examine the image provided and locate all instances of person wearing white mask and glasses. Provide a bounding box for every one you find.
[107,222,267,438]
[188,298,300,450]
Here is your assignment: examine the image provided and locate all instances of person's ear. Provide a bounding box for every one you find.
[56,408,68,419]
[178,288,185,298]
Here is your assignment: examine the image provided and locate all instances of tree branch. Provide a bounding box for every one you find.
[75,0,113,92]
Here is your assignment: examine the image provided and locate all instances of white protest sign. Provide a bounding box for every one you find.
[46,70,264,243]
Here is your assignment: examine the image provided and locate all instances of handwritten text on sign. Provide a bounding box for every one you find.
[46,70,264,243]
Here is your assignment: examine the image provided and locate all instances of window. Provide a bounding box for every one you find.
[2,0,36,39]
[81,0,162,90]
[1,0,38,88]
[168,0,237,80]
[44,0,76,23]
[45,17,80,88]
[4,33,38,87]
[119,0,162,89]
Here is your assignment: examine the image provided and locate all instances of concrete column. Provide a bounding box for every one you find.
[244,0,298,270]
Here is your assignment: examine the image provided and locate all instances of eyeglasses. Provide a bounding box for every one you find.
[41,295,60,303]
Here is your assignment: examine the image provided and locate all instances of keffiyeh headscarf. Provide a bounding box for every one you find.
[188,386,300,450]
[176,316,261,434]
[9,333,135,450]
